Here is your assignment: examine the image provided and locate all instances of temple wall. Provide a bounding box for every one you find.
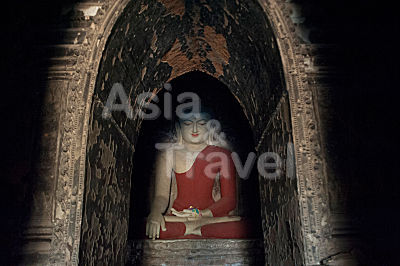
[256,94,304,265]
[79,100,135,265]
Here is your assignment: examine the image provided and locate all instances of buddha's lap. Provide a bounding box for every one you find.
[158,218,256,239]
[135,216,259,239]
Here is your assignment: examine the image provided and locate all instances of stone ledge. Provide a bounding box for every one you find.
[126,239,265,265]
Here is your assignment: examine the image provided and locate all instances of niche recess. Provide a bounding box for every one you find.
[79,1,303,264]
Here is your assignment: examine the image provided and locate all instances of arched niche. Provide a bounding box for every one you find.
[51,0,329,265]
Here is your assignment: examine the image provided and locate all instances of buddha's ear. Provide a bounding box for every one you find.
[174,121,183,145]
[206,119,221,145]
[207,125,215,145]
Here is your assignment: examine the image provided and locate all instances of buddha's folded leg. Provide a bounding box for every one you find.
[164,216,243,237]
[162,216,253,238]
[136,217,258,239]
[200,218,256,239]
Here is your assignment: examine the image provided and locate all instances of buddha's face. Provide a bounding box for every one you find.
[179,114,210,145]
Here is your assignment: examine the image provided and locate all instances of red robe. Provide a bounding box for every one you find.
[157,145,254,239]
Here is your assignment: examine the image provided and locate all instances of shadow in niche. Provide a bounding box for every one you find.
[127,71,263,241]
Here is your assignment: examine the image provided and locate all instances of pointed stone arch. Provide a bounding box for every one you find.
[48,0,329,265]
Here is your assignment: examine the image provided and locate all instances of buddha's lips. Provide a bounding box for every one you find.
[192,133,199,137]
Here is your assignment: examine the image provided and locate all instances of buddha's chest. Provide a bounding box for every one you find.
[173,149,203,174]
[174,168,216,195]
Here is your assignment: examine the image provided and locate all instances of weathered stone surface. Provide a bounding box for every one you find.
[256,93,304,265]
[126,239,264,265]
[79,100,134,265]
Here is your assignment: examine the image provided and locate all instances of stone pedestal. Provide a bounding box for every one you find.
[126,239,264,265]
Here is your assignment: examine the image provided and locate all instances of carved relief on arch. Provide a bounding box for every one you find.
[50,0,132,263]
[257,0,331,264]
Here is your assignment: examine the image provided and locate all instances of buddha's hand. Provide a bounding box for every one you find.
[146,211,166,240]
[171,207,213,218]
[171,207,198,218]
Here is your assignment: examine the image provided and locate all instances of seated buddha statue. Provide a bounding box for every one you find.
[145,111,256,240]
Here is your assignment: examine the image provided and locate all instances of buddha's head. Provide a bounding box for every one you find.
[170,110,232,154]
[174,105,229,148]
[177,112,211,145]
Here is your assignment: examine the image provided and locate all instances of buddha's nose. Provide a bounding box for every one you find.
[193,122,198,133]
